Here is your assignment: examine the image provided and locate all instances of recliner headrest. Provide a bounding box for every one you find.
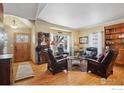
[86,47,97,51]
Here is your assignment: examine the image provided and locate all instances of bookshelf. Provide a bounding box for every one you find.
[105,23,124,64]
[105,23,124,50]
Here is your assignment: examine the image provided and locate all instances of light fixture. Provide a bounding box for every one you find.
[11,18,17,29]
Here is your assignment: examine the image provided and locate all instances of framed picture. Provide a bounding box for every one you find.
[79,36,88,44]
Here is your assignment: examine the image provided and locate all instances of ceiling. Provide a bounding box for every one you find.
[4,15,33,28]
[3,3,124,29]
[3,3,46,20]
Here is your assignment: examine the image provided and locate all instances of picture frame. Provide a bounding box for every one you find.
[79,36,88,44]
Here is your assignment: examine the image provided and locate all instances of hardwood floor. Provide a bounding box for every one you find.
[13,62,124,85]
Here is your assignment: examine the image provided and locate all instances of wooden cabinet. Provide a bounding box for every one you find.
[0,4,13,85]
[116,49,124,64]
[37,32,50,64]
[0,54,13,85]
[40,45,49,64]
[105,23,124,64]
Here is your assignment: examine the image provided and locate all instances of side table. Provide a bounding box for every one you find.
[68,56,88,72]
[80,58,88,72]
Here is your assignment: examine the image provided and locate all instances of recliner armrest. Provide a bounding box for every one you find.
[57,58,68,63]
[87,58,101,67]
[87,58,99,63]
[55,55,64,59]
[87,58,104,69]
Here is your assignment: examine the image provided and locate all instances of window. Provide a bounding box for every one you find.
[89,32,103,56]
[16,34,29,43]
[50,33,70,55]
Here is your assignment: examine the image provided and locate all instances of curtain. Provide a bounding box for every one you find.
[89,32,103,57]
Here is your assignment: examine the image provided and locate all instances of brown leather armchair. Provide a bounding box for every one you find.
[45,48,68,75]
[87,49,118,79]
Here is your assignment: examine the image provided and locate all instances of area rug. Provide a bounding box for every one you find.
[15,62,35,81]
[68,60,87,72]
[71,65,81,71]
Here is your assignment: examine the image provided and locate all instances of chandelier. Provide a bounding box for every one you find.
[11,18,17,29]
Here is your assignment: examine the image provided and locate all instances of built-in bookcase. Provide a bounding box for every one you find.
[105,23,124,50]
[105,23,124,64]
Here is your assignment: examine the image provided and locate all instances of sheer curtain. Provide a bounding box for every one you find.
[89,32,103,57]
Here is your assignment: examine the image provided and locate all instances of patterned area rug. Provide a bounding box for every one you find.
[15,62,34,81]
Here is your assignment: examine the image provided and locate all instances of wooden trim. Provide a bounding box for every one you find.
[105,23,124,29]
[0,3,3,22]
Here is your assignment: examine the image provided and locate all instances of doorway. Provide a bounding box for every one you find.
[14,32,31,62]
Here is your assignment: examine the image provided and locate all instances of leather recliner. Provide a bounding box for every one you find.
[45,48,68,75]
[87,49,118,79]
[80,47,97,59]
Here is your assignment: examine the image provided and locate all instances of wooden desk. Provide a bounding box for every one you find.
[0,54,13,85]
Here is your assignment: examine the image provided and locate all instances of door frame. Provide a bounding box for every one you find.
[13,32,31,62]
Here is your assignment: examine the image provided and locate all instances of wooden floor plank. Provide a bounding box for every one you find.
[13,62,124,85]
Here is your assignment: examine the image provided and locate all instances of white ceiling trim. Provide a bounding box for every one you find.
[35,3,47,19]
